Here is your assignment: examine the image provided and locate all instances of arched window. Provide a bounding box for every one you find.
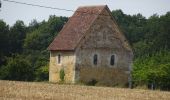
[110,55,115,65]
[93,54,98,65]
[58,54,61,64]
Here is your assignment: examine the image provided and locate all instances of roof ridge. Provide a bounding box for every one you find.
[78,5,107,8]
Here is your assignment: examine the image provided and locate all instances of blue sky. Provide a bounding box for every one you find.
[0,0,170,26]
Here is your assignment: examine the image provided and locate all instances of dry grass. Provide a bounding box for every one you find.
[0,80,170,100]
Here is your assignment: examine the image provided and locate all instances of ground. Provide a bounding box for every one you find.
[0,80,170,100]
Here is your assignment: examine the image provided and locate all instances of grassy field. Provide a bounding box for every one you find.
[0,80,170,100]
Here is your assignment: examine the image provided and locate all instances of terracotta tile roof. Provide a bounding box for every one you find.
[48,5,107,50]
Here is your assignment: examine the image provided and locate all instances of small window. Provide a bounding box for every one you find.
[110,55,115,65]
[93,54,98,65]
[58,54,61,64]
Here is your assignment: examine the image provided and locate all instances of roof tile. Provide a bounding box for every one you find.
[48,5,107,50]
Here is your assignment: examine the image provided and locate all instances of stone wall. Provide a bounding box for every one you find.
[75,48,132,86]
[79,67,129,86]
[49,51,76,83]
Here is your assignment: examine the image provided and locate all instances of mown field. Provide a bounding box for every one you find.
[0,80,170,100]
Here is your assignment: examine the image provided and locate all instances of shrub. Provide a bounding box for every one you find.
[86,79,98,86]
[132,51,170,90]
[59,68,65,82]
[35,65,49,81]
[0,55,34,81]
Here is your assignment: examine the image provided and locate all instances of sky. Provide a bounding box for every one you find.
[0,0,170,26]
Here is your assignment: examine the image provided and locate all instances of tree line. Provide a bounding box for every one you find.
[0,16,68,81]
[0,10,170,90]
[112,10,170,90]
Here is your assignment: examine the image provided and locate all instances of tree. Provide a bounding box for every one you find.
[28,19,40,31]
[9,20,27,53]
[24,16,68,51]
[0,55,34,81]
[132,51,170,90]
[35,65,49,81]
[0,20,10,66]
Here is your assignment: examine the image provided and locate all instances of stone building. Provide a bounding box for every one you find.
[48,5,133,86]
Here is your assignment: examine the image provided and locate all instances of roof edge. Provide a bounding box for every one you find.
[78,5,107,8]
[104,6,133,52]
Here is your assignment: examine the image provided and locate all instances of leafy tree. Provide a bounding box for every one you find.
[28,19,40,32]
[9,20,27,53]
[0,55,34,81]
[35,65,49,81]
[132,51,170,90]
[24,16,68,51]
[0,20,10,65]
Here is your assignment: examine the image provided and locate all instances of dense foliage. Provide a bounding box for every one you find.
[132,51,170,90]
[112,11,170,90]
[0,15,68,81]
[0,10,169,90]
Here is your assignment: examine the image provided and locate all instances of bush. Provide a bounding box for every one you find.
[0,55,34,81]
[86,79,98,86]
[132,51,170,90]
[59,68,65,82]
[35,65,49,81]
